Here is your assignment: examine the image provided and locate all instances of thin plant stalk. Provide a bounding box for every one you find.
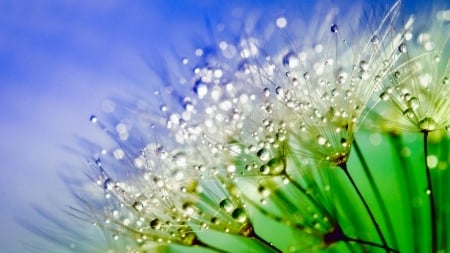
[423,131,437,253]
[339,163,390,253]
[344,236,400,253]
[353,140,397,248]
[389,133,420,252]
[250,232,283,253]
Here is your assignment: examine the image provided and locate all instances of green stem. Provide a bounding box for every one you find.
[249,230,283,253]
[354,140,397,248]
[389,133,420,252]
[345,236,400,253]
[192,237,229,253]
[339,163,390,253]
[423,131,437,253]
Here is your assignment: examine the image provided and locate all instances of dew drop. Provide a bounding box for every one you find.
[231,208,247,223]
[266,157,286,175]
[403,109,415,119]
[380,92,389,101]
[150,218,162,230]
[317,135,327,145]
[282,51,299,68]
[258,185,271,197]
[407,97,420,110]
[257,148,270,162]
[89,115,98,123]
[359,60,369,71]
[303,72,310,80]
[260,164,270,175]
[103,178,114,190]
[419,117,437,131]
[182,202,197,216]
[398,43,407,53]
[330,24,339,33]
[370,35,380,44]
[133,201,144,212]
[219,198,234,213]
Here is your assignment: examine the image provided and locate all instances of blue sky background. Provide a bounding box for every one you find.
[0,0,435,252]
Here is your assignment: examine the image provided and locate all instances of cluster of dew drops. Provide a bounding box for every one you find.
[81,11,425,250]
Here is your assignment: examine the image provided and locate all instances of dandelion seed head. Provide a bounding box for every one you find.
[370,11,450,133]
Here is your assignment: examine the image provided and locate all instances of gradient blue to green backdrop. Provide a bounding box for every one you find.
[0,0,433,252]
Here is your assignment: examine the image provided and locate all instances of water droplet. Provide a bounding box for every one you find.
[265,157,286,175]
[370,35,380,44]
[260,164,270,175]
[219,198,234,213]
[359,60,369,71]
[398,43,407,53]
[317,135,327,145]
[133,201,144,212]
[182,202,197,216]
[425,189,431,195]
[150,218,162,230]
[258,185,271,197]
[194,83,208,99]
[419,117,437,131]
[341,138,348,148]
[282,51,299,68]
[103,178,114,190]
[303,72,310,80]
[89,115,97,123]
[330,24,339,33]
[403,109,415,119]
[407,97,420,110]
[380,92,389,101]
[112,234,119,240]
[231,208,247,223]
[257,148,270,162]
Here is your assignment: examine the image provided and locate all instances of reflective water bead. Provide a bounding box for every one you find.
[133,201,144,212]
[182,202,197,216]
[266,157,286,175]
[370,35,380,44]
[419,117,437,131]
[257,148,270,161]
[303,72,310,80]
[150,218,162,230]
[89,115,98,123]
[231,208,247,223]
[359,60,369,71]
[398,43,407,53]
[219,198,234,213]
[330,24,339,33]
[403,109,414,119]
[282,51,299,68]
[407,97,420,110]
[317,135,327,146]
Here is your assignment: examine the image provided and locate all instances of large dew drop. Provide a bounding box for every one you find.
[150,218,162,230]
[257,148,270,162]
[219,198,234,213]
[265,157,286,175]
[231,208,247,223]
[419,117,437,131]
